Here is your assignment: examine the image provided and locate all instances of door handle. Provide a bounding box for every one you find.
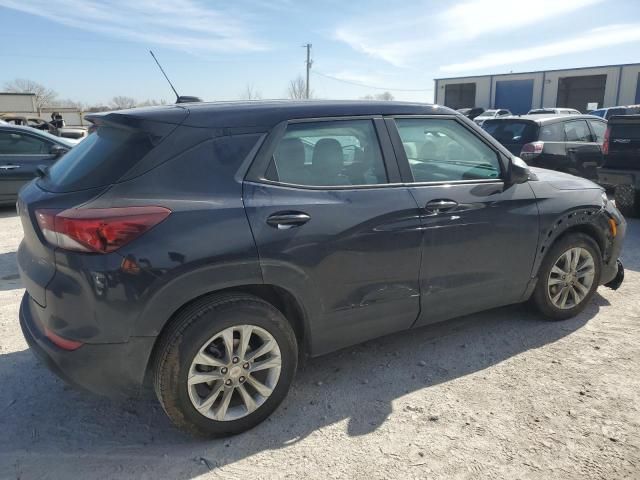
[0,165,20,170]
[266,212,311,230]
[424,199,458,214]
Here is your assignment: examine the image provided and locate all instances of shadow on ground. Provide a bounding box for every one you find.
[0,251,20,291]
[0,298,603,478]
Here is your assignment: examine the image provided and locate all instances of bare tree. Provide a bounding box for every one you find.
[361,92,394,101]
[4,78,57,109]
[136,99,168,107]
[240,84,262,100]
[110,96,136,110]
[51,98,86,110]
[287,75,311,100]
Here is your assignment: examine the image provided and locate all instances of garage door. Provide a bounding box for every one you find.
[444,83,476,109]
[495,79,534,115]
[557,75,606,112]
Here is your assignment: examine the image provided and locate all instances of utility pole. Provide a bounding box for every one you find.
[304,43,312,99]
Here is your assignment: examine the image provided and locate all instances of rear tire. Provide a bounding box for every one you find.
[530,233,601,321]
[153,293,298,437]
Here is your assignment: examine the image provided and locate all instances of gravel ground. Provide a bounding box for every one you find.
[0,206,639,480]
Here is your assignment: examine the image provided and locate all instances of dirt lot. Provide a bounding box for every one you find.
[0,207,639,480]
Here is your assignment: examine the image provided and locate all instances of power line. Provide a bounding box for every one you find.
[312,70,433,92]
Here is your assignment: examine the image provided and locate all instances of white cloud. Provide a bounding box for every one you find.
[440,24,640,72]
[0,0,268,53]
[335,0,602,66]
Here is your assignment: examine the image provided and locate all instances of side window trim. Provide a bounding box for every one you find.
[245,116,402,189]
[384,115,508,185]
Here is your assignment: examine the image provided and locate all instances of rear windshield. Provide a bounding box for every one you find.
[42,127,154,192]
[611,125,640,139]
[482,120,538,146]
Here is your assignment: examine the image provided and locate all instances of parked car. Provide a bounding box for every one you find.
[597,114,640,216]
[0,114,56,134]
[18,101,625,437]
[528,108,581,115]
[589,105,640,120]
[457,107,485,120]
[482,114,607,180]
[0,124,74,205]
[473,109,512,126]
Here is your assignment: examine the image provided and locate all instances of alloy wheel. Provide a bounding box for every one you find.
[547,247,595,310]
[187,325,282,421]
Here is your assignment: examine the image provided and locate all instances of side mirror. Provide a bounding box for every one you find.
[508,156,530,185]
[50,144,68,157]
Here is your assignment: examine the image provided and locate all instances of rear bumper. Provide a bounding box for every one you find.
[19,293,155,398]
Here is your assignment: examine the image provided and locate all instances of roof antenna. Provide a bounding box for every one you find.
[149,50,202,104]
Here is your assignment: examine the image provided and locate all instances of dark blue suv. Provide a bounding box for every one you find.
[17,101,625,437]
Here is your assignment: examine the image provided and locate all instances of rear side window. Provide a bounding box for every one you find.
[44,127,154,192]
[0,131,52,154]
[539,123,565,141]
[482,120,537,146]
[587,120,607,142]
[265,120,387,186]
[564,120,592,142]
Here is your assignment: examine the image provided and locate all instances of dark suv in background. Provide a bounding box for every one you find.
[17,101,625,437]
[482,114,607,180]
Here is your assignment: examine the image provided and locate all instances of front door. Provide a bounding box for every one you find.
[244,118,424,355]
[0,129,55,203]
[387,116,540,326]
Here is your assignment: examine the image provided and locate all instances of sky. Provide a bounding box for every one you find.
[0,0,639,106]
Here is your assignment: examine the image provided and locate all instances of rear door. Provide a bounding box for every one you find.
[563,119,602,180]
[387,115,539,325]
[244,117,424,355]
[0,128,56,203]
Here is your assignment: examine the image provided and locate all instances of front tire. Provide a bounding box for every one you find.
[530,233,601,320]
[153,293,298,437]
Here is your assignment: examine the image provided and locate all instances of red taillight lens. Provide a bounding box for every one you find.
[520,141,544,160]
[35,206,171,253]
[602,126,611,155]
[44,326,84,350]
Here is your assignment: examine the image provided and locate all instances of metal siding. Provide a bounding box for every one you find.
[636,73,640,104]
[495,79,534,114]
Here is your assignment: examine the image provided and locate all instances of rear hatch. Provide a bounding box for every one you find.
[17,106,188,307]
[481,119,538,156]
[604,115,640,169]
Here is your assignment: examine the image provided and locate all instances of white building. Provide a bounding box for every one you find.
[434,63,640,114]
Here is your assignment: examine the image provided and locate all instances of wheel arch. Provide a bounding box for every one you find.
[142,283,310,385]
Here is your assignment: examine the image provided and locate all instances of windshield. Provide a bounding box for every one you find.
[482,120,538,145]
[477,110,497,117]
[41,126,154,192]
[31,128,76,148]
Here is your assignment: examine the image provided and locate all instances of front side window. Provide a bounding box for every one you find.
[396,118,501,182]
[265,120,387,186]
[0,131,52,154]
[587,120,607,143]
[564,120,592,142]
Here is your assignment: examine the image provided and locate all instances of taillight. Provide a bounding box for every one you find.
[520,141,544,161]
[602,126,611,155]
[35,206,171,253]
